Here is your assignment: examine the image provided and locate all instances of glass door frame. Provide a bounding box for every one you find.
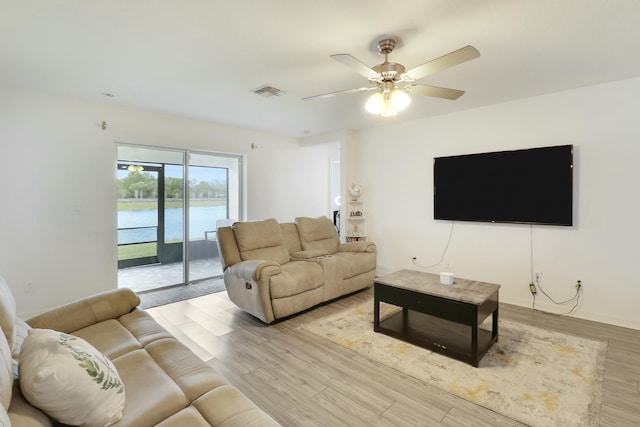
[117,143,244,288]
[116,163,163,269]
[185,149,243,284]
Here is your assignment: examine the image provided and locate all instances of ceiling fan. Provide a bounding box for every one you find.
[303,38,480,117]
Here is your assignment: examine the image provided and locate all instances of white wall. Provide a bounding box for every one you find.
[348,76,640,329]
[247,142,332,221]
[4,77,638,329]
[0,86,330,317]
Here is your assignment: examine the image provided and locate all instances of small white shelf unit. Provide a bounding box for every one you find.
[346,200,366,242]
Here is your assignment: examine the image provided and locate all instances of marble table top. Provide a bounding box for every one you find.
[375,269,500,305]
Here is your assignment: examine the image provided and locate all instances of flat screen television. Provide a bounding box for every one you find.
[433,145,573,226]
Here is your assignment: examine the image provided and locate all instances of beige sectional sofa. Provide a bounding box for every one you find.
[217,216,377,324]
[0,276,279,426]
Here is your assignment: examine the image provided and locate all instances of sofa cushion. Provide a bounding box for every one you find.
[217,226,242,270]
[295,217,340,254]
[111,348,189,426]
[155,406,211,426]
[144,338,228,402]
[19,329,125,427]
[192,385,279,426]
[233,219,290,265]
[7,383,52,427]
[270,261,324,299]
[280,222,303,254]
[72,319,143,360]
[334,251,377,279]
[290,249,328,260]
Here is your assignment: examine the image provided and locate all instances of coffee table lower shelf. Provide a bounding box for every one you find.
[376,309,497,365]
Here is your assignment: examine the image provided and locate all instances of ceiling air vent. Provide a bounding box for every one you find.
[251,84,285,98]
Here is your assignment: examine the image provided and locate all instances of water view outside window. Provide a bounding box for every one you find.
[117,145,241,291]
[187,165,227,282]
[117,167,159,261]
[117,166,228,260]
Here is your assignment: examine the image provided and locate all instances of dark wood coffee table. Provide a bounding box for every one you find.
[374,269,500,367]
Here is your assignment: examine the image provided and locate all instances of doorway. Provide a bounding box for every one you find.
[116,145,242,291]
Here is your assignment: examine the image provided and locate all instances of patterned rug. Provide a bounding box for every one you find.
[302,300,607,427]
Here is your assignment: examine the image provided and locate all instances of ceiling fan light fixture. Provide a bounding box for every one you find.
[390,89,410,111]
[365,88,409,117]
[380,95,398,117]
[127,164,144,172]
[306,38,479,121]
[365,92,384,114]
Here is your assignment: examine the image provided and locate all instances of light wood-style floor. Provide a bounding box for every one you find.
[147,287,640,426]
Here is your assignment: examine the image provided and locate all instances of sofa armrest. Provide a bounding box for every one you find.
[338,241,377,253]
[224,260,281,324]
[26,288,140,333]
[290,249,329,260]
[227,260,281,282]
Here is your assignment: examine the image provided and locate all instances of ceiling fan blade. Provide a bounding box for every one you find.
[302,86,377,101]
[404,45,480,81]
[330,54,380,80]
[407,84,466,100]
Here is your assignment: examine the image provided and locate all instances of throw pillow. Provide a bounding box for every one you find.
[19,329,125,427]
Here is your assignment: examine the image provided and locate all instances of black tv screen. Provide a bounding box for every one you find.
[433,145,573,226]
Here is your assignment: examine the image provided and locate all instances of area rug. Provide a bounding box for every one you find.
[302,300,607,427]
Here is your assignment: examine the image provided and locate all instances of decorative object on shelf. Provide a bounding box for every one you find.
[349,183,362,201]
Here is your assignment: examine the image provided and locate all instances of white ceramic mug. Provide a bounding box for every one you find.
[440,272,454,285]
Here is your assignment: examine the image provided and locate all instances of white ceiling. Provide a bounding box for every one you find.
[2,0,640,138]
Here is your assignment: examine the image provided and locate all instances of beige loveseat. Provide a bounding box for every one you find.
[0,276,279,426]
[217,216,376,324]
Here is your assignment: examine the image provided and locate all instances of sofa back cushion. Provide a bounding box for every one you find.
[280,223,303,254]
[217,225,242,270]
[233,218,290,265]
[295,217,340,255]
[26,288,140,334]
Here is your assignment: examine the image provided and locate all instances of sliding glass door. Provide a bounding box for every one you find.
[186,152,241,282]
[117,145,242,292]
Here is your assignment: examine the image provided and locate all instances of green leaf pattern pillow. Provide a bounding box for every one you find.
[19,329,125,427]
[58,333,123,393]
